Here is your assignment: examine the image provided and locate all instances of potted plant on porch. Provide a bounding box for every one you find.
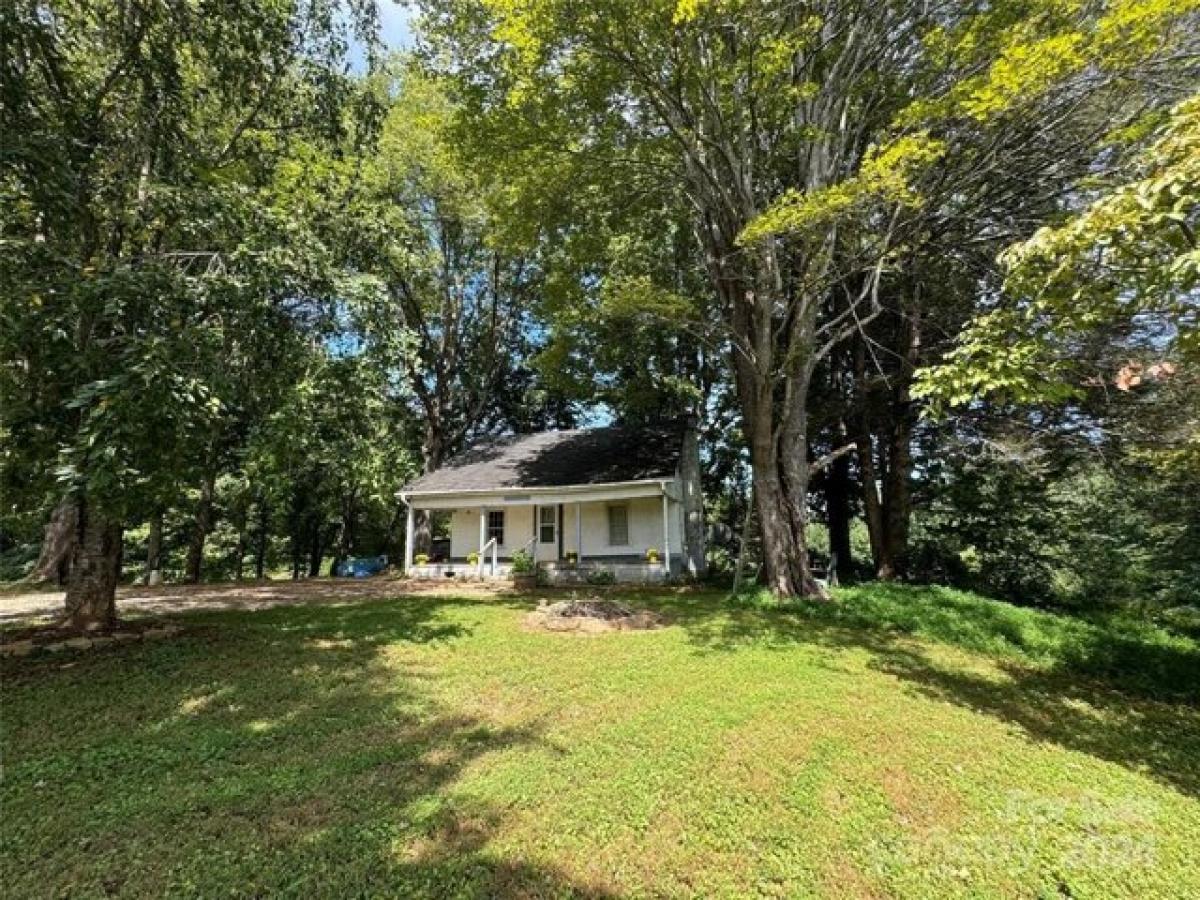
[645,547,661,565]
[511,549,537,590]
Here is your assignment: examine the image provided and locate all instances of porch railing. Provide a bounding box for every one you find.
[479,537,499,577]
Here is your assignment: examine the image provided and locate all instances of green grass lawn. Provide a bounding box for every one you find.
[3,585,1199,898]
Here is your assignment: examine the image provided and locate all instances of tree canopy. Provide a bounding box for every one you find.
[1,0,1197,624]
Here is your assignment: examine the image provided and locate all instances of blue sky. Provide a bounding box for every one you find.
[378,1,415,49]
[348,1,414,70]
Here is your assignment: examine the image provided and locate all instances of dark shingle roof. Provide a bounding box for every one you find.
[402,424,683,494]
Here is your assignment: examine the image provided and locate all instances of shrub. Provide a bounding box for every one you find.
[511,549,535,575]
[0,542,37,581]
[585,569,616,586]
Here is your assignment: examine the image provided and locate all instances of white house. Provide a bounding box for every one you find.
[398,423,705,583]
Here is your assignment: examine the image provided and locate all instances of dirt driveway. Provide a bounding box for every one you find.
[0,577,513,624]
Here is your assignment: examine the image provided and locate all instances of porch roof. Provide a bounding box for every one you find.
[401,478,674,509]
[400,424,683,498]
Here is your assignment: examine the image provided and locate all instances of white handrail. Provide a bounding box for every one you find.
[479,537,498,577]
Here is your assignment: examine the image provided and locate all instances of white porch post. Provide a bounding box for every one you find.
[575,501,583,563]
[662,491,671,574]
[404,500,415,574]
[478,508,487,577]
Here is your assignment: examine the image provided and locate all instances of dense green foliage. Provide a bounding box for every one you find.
[4,584,1198,896]
[413,0,1199,598]
[740,583,1200,699]
[907,447,1200,611]
[4,2,1198,895]
[1,0,378,515]
[0,9,564,598]
[1,0,1196,620]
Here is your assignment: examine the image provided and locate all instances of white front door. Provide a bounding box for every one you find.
[535,504,558,562]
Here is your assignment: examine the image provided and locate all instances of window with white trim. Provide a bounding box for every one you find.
[487,510,505,546]
[607,504,629,546]
[539,506,556,543]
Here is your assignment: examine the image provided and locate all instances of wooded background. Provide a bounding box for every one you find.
[1,0,1197,628]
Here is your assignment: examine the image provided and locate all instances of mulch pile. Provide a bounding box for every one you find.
[524,596,664,634]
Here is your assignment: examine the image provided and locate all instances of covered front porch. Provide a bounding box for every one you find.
[400,480,684,583]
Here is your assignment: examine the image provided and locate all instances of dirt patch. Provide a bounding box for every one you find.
[523,595,665,634]
[0,575,525,625]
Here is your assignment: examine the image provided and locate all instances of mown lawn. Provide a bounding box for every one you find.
[3,585,1199,898]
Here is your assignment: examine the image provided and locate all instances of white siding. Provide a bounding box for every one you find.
[448,506,535,559]
[442,478,689,568]
[563,491,683,561]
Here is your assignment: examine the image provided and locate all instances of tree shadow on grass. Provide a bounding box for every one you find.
[657,589,1200,800]
[868,644,1200,799]
[1,594,616,898]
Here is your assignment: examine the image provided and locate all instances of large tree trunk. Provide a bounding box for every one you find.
[413,434,444,556]
[749,454,792,595]
[749,458,823,597]
[63,499,122,630]
[735,323,823,598]
[877,303,922,580]
[706,239,825,598]
[184,470,215,584]
[33,496,79,585]
[777,412,825,598]
[145,508,163,585]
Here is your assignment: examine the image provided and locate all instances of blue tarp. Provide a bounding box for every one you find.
[336,556,388,578]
